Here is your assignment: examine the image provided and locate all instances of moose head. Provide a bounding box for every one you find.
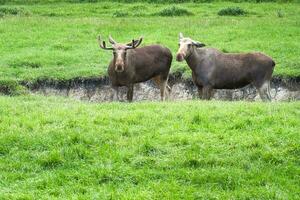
[176,33,205,62]
[98,35,143,72]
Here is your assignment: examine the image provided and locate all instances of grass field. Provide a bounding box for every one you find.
[0,95,299,199]
[0,1,300,199]
[0,1,300,86]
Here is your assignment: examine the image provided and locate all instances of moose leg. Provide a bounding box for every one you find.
[127,84,134,102]
[257,81,271,102]
[202,86,213,100]
[160,79,169,101]
[112,86,119,101]
[197,86,203,99]
[152,75,169,101]
[267,81,272,101]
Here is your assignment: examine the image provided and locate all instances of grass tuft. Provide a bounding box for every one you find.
[0,80,27,95]
[0,6,30,16]
[277,9,284,17]
[218,7,247,16]
[38,150,64,169]
[155,6,193,17]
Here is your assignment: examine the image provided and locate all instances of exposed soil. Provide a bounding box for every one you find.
[22,73,300,102]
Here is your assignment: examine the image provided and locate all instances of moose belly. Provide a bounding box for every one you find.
[213,77,251,89]
[113,71,157,86]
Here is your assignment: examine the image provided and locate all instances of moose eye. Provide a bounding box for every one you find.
[188,44,192,48]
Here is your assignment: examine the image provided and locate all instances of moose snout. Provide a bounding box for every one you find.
[176,52,186,62]
[115,62,124,72]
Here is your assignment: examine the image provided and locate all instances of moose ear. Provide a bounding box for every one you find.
[179,32,184,39]
[193,41,206,48]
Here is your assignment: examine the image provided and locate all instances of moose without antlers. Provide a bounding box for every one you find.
[176,33,275,101]
[98,35,172,102]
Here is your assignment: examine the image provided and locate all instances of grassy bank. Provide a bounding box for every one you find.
[0,2,299,87]
[0,95,299,199]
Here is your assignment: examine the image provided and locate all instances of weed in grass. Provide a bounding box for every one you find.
[218,7,247,16]
[155,6,193,17]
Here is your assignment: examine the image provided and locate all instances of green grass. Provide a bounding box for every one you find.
[0,2,299,198]
[0,2,299,84]
[155,6,194,16]
[0,95,299,199]
[217,7,248,16]
[1,0,298,4]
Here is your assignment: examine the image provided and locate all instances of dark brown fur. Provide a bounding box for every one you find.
[108,45,173,101]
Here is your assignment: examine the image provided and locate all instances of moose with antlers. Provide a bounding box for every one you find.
[98,35,173,102]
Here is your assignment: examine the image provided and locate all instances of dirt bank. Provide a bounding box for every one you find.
[22,73,300,102]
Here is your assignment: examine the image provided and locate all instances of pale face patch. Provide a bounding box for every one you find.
[176,33,205,62]
[112,45,128,73]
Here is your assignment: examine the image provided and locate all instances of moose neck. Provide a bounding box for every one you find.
[185,47,200,72]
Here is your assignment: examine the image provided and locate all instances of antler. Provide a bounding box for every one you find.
[133,37,143,48]
[125,37,143,49]
[108,35,117,45]
[98,36,114,50]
